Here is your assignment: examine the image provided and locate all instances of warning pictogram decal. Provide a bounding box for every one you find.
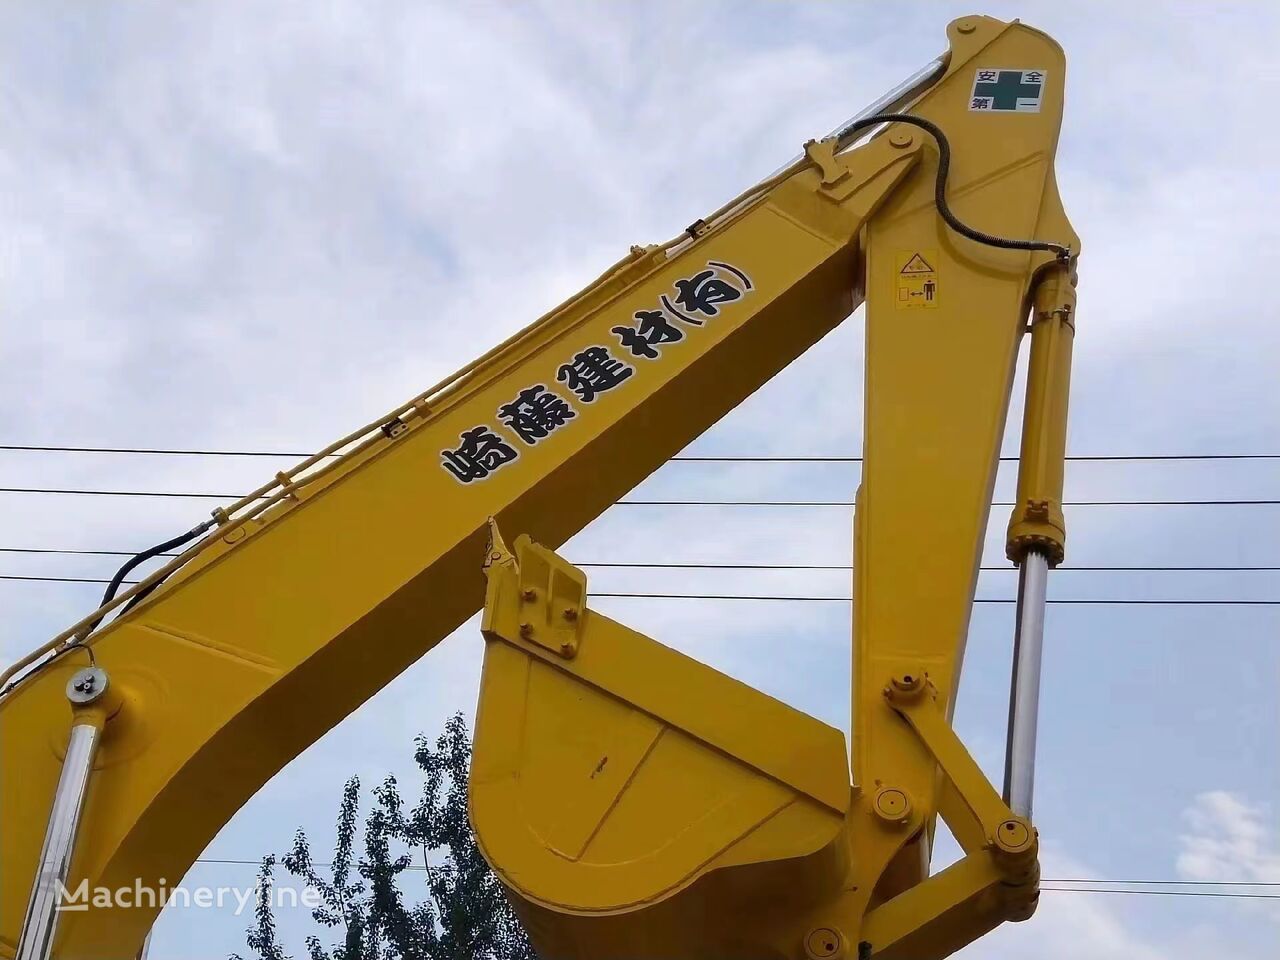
[895,249,939,309]
[899,253,934,274]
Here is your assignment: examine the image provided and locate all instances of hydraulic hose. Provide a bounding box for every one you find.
[76,520,214,637]
[838,113,1072,260]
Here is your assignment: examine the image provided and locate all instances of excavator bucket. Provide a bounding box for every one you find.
[472,522,851,958]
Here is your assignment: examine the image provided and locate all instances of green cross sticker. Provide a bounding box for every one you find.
[969,69,1045,113]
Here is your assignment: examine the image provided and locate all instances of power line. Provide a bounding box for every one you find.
[1037,887,1280,900]
[616,499,1277,507]
[671,454,1280,464]
[0,444,322,458]
[0,486,1275,507]
[184,858,1280,898]
[567,562,1280,572]
[589,594,1279,605]
[0,487,244,500]
[2,443,1278,462]
[2,548,1276,573]
[9,577,1273,606]
[1039,885,1280,890]
[2,575,131,584]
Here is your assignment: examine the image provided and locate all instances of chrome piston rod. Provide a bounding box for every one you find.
[830,55,947,150]
[17,667,111,960]
[1003,549,1050,818]
[764,55,947,179]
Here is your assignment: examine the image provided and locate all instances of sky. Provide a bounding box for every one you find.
[2,1,1278,958]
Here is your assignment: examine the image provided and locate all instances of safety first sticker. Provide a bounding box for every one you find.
[895,250,939,309]
[969,69,1046,113]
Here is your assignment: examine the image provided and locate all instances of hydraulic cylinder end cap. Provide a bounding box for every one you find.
[66,665,124,722]
[873,786,913,827]
[804,926,847,960]
[67,666,110,706]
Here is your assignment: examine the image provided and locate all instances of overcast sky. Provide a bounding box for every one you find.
[2,2,1278,958]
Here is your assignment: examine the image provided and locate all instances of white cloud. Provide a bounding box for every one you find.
[2,2,1278,957]
[966,848,1166,960]
[1178,791,1280,908]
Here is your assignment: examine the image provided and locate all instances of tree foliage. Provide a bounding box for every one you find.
[233,714,534,960]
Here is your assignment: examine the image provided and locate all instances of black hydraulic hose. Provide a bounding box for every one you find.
[840,113,1072,260]
[77,520,214,637]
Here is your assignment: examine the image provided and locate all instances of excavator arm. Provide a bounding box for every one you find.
[1,15,1078,960]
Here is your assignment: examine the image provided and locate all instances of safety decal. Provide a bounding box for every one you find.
[441,260,753,483]
[895,250,939,310]
[969,69,1045,113]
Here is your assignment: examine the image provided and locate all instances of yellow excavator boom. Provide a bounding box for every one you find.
[1,15,1078,960]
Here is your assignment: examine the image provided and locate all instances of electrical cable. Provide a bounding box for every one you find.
[184,857,1280,898]
[0,487,1274,507]
[9,578,1275,606]
[588,594,1277,605]
[2,549,1277,572]
[3,445,1277,462]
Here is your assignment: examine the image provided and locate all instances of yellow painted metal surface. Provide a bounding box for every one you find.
[849,14,1078,911]
[1006,263,1077,564]
[0,13,1078,960]
[0,109,919,960]
[471,14,1078,959]
[472,528,849,957]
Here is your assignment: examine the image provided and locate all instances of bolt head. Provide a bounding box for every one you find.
[66,666,108,705]
[521,588,537,603]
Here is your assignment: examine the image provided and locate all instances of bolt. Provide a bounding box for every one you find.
[562,607,578,622]
[521,589,537,603]
[889,131,914,149]
[67,668,107,703]
[559,641,575,657]
[519,622,534,639]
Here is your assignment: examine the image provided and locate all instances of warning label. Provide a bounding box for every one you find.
[895,250,939,309]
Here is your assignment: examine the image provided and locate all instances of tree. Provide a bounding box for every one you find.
[233,713,534,960]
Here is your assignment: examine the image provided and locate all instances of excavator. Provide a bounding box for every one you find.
[0,14,1080,960]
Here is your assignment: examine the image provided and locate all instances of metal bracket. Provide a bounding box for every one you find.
[852,672,1039,956]
[803,132,923,206]
[883,672,1036,867]
[483,519,586,659]
[804,138,850,188]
